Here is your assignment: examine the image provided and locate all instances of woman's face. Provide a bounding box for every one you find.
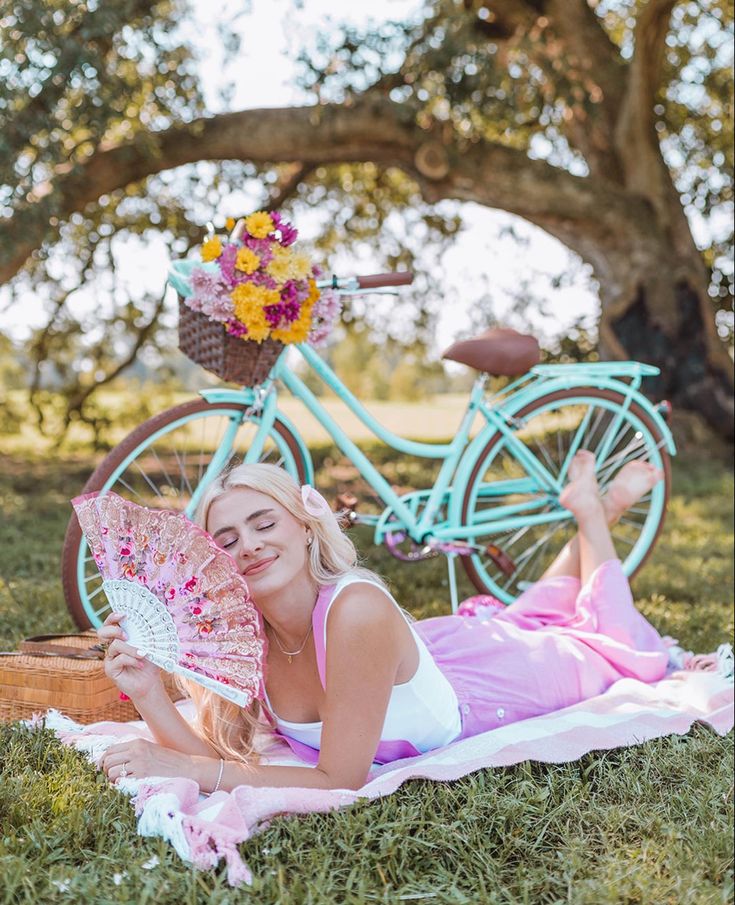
[207,487,311,599]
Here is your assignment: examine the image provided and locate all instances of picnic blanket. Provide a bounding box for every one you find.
[40,650,734,887]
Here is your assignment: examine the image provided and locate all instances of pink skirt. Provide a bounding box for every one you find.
[415,559,669,741]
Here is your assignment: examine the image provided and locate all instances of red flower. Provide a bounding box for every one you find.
[183,577,198,593]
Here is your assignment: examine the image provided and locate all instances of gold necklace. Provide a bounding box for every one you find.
[268,621,313,664]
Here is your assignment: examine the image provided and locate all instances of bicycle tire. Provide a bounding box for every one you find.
[62,398,310,630]
[459,387,672,602]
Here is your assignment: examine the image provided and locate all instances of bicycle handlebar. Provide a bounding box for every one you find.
[356,272,414,289]
[318,271,414,293]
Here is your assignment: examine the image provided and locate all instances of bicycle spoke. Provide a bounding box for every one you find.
[502,526,563,590]
[463,390,669,603]
[598,435,667,485]
[173,448,194,497]
[560,404,594,481]
[612,534,636,548]
[133,460,165,499]
[115,476,146,503]
[148,447,176,495]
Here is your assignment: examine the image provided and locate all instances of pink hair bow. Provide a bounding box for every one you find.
[301,485,332,518]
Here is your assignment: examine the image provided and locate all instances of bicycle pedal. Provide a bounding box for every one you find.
[484,544,516,578]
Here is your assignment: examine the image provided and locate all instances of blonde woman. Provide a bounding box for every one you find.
[99,454,673,792]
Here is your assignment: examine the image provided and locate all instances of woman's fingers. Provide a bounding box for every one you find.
[107,652,145,672]
[98,612,128,642]
[97,625,126,643]
[107,638,142,659]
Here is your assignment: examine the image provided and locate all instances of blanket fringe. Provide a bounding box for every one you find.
[137,791,193,864]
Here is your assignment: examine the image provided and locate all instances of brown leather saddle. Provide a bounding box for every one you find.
[442,328,540,376]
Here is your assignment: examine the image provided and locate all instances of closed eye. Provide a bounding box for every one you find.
[257,522,275,532]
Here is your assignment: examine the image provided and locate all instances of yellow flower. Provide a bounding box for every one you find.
[267,260,292,284]
[245,321,271,343]
[200,236,223,262]
[289,253,312,281]
[225,217,236,231]
[244,211,275,239]
[306,278,320,305]
[272,304,313,344]
[235,247,260,275]
[272,318,311,344]
[231,284,280,339]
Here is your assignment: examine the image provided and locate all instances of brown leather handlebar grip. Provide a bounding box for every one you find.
[356,272,414,289]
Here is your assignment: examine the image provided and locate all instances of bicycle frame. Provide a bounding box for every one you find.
[197,343,676,550]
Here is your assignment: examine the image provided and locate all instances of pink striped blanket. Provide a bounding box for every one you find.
[41,662,733,887]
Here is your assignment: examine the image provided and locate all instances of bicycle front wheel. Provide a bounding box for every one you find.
[460,388,671,603]
[61,398,310,629]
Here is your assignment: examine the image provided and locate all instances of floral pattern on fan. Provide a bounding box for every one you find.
[71,491,266,708]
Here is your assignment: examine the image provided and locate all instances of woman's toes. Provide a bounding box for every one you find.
[567,450,596,481]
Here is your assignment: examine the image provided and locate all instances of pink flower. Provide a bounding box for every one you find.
[183,577,198,593]
[191,606,202,616]
[166,586,176,601]
[271,212,298,246]
[308,288,342,346]
[119,544,132,557]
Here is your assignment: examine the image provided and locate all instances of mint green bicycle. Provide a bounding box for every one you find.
[62,266,675,629]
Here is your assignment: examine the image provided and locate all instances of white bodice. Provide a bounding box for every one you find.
[267,575,462,754]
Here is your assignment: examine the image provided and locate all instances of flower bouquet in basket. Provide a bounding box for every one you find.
[176,211,341,385]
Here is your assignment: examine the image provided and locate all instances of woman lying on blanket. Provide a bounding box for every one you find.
[98,452,701,793]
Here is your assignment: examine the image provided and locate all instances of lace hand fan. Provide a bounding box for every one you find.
[71,491,266,708]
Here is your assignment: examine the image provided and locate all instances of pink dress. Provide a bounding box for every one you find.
[270,559,670,765]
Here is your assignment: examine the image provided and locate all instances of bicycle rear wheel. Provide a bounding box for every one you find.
[460,388,671,603]
[62,398,310,629]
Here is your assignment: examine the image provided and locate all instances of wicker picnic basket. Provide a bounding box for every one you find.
[0,632,183,725]
[178,299,283,385]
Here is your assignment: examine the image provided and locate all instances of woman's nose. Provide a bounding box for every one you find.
[238,534,264,557]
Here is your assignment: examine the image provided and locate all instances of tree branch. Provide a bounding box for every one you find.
[615,0,677,204]
[541,0,628,176]
[1,97,645,286]
[265,163,315,211]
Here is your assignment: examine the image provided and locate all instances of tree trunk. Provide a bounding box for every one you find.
[564,189,734,440]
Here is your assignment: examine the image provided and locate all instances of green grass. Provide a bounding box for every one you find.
[0,447,733,904]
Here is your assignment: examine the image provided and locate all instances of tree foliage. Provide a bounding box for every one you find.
[0,0,732,440]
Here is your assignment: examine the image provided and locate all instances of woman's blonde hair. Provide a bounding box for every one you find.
[180,462,383,767]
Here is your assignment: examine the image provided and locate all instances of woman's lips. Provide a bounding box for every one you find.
[244,556,277,576]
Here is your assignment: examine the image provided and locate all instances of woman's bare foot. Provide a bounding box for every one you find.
[559,451,604,521]
[603,461,665,524]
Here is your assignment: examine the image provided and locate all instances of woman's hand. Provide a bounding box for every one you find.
[101,738,190,783]
[97,612,163,702]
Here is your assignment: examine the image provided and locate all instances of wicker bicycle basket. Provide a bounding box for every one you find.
[178,299,284,385]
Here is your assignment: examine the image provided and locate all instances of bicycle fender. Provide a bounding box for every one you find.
[199,388,259,405]
[197,388,314,484]
[497,375,676,455]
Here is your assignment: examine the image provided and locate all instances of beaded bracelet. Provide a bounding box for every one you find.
[212,758,225,794]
